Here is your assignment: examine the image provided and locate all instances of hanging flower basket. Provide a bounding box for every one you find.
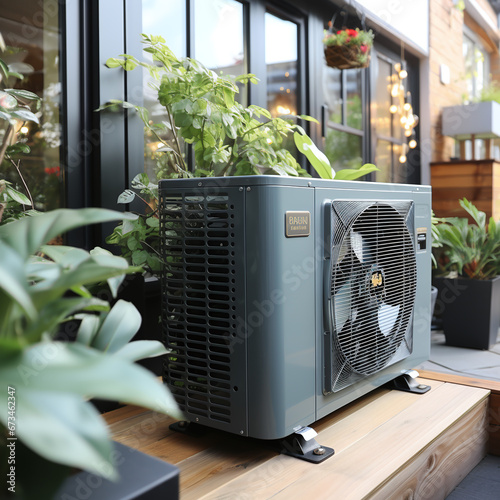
[323,27,374,70]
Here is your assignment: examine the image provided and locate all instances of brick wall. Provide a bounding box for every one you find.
[429,0,500,163]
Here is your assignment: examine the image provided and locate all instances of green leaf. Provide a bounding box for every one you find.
[4,88,40,101]
[335,163,379,180]
[0,208,136,259]
[294,132,333,179]
[6,143,31,155]
[146,216,159,228]
[298,114,319,124]
[0,90,17,109]
[0,342,181,479]
[11,108,39,124]
[5,184,31,205]
[118,189,136,204]
[0,240,36,319]
[91,300,141,352]
[105,57,125,68]
[114,340,167,362]
[75,314,101,346]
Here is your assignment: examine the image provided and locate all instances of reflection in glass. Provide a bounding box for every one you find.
[373,58,392,138]
[265,12,298,117]
[374,140,392,183]
[323,67,342,123]
[345,69,362,130]
[325,129,362,172]
[143,0,185,57]
[0,0,62,212]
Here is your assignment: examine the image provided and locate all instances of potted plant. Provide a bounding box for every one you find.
[101,35,378,260]
[323,25,374,70]
[98,35,379,357]
[433,198,500,349]
[0,208,182,498]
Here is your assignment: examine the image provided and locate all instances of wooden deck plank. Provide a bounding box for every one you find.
[200,382,489,500]
[370,399,488,500]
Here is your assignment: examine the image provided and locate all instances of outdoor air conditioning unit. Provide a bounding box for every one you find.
[159,176,431,458]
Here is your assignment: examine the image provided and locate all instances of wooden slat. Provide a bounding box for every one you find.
[371,399,488,500]
[416,370,500,393]
[417,370,500,457]
[182,384,443,500]
[199,382,488,500]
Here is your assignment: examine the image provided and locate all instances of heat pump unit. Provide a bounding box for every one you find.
[159,176,431,443]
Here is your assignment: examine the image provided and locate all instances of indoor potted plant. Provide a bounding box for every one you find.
[433,198,500,349]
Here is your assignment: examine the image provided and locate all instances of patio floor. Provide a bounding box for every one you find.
[416,329,500,499]
[416,330,500,383]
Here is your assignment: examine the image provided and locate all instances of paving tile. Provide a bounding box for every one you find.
[446,455,500,500]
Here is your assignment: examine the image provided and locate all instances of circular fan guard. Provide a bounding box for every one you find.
[331,203,417,376]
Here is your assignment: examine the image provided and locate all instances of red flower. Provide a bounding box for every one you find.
[337,30,343,35]
[360,44,368,53]
[44,166,60,177]
[347,29,358,37]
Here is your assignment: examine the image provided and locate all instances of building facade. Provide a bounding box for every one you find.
[0,0,430,246]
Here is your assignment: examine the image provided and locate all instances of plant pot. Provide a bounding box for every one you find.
[430,285,438,320]
[324,44,371,70]
[433,275,500,350]
[54,441,179,499]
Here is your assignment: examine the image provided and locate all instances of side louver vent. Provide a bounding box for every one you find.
[160,192,240,425]
[325,201,417,394]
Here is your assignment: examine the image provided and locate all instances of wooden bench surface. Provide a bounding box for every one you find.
[104,378,490,499]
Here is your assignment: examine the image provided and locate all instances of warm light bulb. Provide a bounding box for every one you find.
[276,105,291,115]
[391,84,399,97]
[399,69,408,79]
[399,154,407,163]
[20,126,29,134]
[404,129,412,137]
[403,102,411,111]
[400,116,407,125]
[389,105,398,114]
[409,139,417,149]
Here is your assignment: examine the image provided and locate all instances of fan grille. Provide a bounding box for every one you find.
[327,201,417,393]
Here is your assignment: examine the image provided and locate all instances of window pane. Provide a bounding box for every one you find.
[374,140,392,183]
[324,67,342,123]
[325,129,362,171]
[345,69,362,130]
[143,0,185,57]
[373,57,392,138]
[194,0,246,104]
[0,1,62,212]
[265,12,298,117]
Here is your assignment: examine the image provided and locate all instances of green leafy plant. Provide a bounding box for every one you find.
[433,198,500,279]
[0,208,181,499]
[100,34,377,182]
[0,33,42,223]
[106,173,162,273]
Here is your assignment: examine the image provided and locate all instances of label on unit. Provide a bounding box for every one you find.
[285,211,311,238]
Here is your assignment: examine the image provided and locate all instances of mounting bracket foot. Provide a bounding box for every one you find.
[169,420,207,436]
[387,370,431,394]
[280,426,334,464]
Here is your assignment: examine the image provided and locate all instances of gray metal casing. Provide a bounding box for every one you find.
[159,176,432,440]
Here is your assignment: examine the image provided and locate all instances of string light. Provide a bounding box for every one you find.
[389,42,418,165]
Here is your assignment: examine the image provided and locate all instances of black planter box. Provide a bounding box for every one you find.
[434,275,500,350]
[54,441,179,499]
